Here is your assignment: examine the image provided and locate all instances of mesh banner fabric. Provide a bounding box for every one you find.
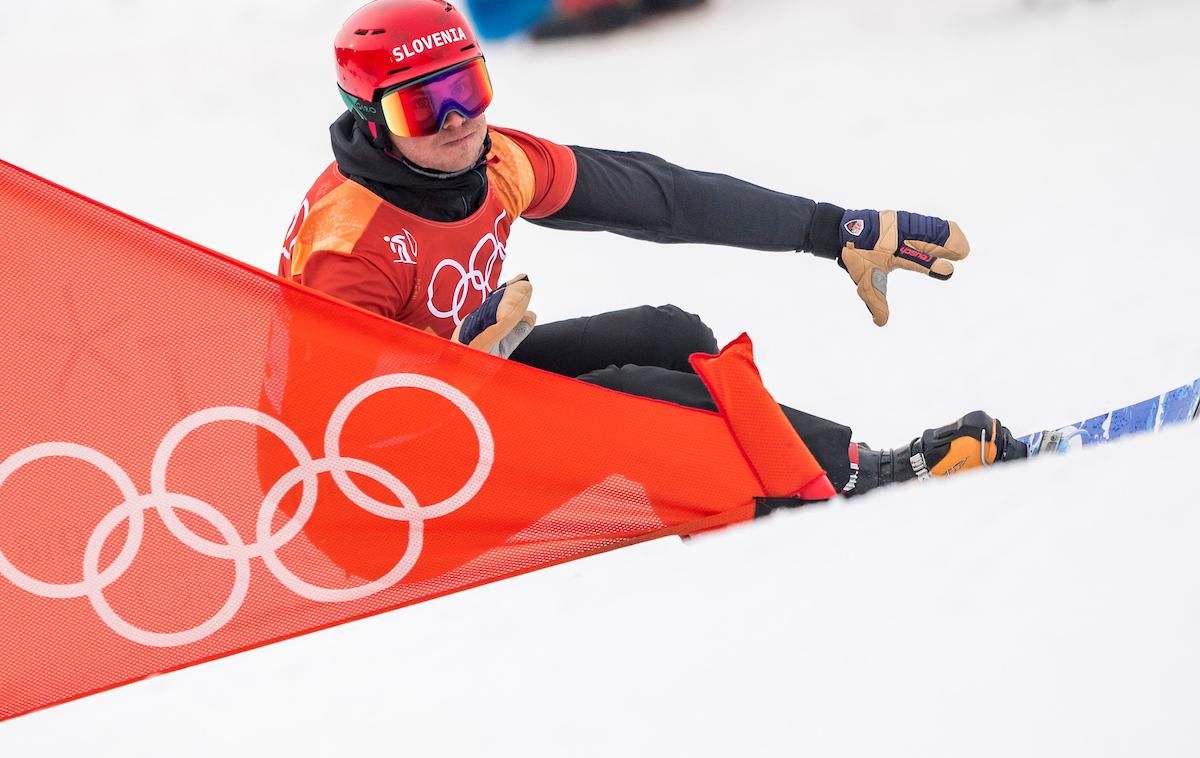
[0,160,831,720]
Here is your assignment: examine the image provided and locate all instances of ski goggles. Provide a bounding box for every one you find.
[340,57,494,138]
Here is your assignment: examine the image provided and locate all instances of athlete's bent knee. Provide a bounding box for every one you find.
[650,304,718,360]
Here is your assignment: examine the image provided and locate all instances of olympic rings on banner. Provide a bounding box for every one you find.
[0,373,493,648]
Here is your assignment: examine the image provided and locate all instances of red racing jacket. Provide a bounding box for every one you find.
[280,126,576,338]
[281,113,845,336]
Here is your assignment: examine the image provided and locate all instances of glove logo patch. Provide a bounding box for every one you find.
[844,219,865,237]
[897,245,934,268]
[384,229,418,265]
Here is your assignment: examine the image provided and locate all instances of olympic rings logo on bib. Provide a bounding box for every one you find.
[0,373,493,648]
[427,210,508,327]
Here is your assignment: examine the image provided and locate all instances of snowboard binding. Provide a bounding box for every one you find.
[845,411,1027,496]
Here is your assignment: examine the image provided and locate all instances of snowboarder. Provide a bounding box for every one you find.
[279,0,1026,501]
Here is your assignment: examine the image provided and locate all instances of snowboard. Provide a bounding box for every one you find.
[1020,378,1200,457]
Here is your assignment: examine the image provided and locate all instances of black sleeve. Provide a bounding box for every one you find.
[528,145,845,259]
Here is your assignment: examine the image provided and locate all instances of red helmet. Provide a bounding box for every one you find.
[335,0,485,102]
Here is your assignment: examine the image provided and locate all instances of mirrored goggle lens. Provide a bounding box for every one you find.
[379,58,494,138]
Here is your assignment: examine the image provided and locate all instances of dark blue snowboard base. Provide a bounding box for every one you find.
[1021,379,1200,456]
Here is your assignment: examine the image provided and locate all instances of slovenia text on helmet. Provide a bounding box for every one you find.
[335,0,494,138]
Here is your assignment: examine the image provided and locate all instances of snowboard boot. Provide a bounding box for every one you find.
[843,411,1027,497]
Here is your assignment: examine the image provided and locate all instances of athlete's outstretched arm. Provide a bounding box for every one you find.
[529,146,969,327]
[528,145,844,255]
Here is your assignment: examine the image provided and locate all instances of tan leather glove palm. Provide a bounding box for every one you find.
[838,209,970,326]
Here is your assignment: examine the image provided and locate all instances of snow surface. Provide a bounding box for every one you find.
[2,0,1200,754]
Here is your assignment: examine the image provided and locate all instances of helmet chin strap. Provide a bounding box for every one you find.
[397,150,485,179]
[361,118,491,179]
[394,136,492,180]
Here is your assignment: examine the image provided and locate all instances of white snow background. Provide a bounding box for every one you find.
[2,0,1200,754]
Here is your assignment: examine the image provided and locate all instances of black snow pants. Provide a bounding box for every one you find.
[508,304,853,492]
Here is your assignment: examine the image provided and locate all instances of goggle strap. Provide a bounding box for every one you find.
[338,86,388,125]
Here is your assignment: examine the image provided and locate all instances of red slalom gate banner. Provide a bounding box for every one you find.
[0,159,833,720]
